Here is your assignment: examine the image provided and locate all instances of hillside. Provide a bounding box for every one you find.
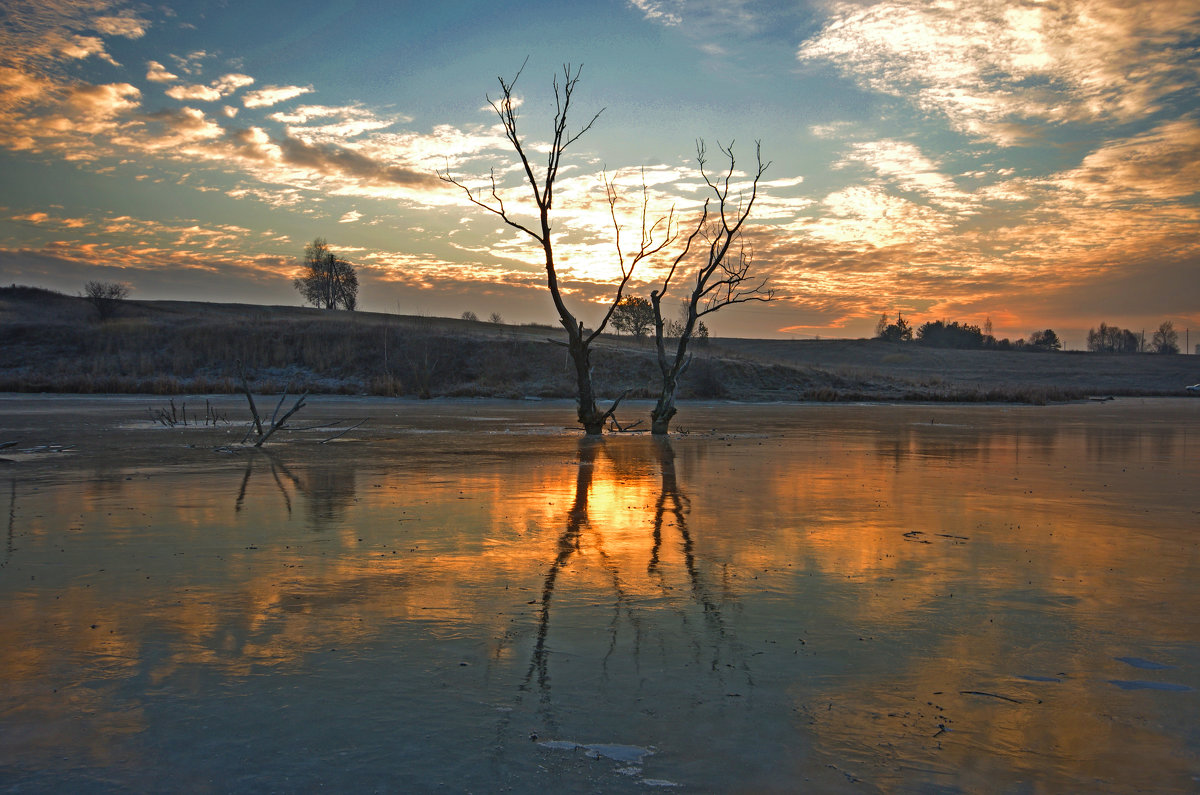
[1,286,1196,402]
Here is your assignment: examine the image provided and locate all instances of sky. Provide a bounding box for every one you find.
[1,0,1197,347]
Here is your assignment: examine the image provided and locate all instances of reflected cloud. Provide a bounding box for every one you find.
[0,403,1197,788]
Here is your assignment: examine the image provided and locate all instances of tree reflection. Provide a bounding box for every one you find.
[524,438,597,703]
[648,437,689,577]
[233,450,358,529]
[523,436,749,728]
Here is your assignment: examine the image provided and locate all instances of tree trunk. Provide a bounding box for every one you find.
[570,336,606,435]
[650,379,678,435]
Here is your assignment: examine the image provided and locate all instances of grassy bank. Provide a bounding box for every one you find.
[1,286,1196,402]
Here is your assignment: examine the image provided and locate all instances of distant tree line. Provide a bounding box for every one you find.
[874,313,1060,351]
[1087,320,1178,354]
[875,313,1182,354]
[461,311,506,324]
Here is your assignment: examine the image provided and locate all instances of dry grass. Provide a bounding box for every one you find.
[2,286,1195,402]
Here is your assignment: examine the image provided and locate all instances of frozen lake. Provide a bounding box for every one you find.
[1,396,1197,792]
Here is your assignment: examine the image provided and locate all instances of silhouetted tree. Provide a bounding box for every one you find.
[649,141,772,435]
[916,319,985,349]
[82,280,130,320]
[294,238,358,310]
[1087,322,1140,353]
[489,312,504,324]
[612,295,655,339]
[461,310,479,322]
[878,312,912,342]
[1028,328,1062,351]
[1151,320,1179,354]
[441,64,672,435]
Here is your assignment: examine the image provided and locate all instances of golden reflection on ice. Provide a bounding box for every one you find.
[0,400,1196,790]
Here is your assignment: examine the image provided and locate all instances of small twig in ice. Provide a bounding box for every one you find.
[960,690,1023,703]
[320,419,367,444]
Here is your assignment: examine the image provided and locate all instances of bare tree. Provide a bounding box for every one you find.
[648,141,773,435]
[441,64,672,434]
[1151,320,1179,354]
[82,280,130,320]
[294,238,358,310]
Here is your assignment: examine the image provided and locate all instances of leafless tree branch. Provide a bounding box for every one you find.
[649,140,774,434]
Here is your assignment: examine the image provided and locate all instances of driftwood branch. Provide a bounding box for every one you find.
[320,419,367,444]
[607,416,644,433]
[254,392,308,448]
[598,389,632,426]
[236,361,308,447]
[237,360,264,439]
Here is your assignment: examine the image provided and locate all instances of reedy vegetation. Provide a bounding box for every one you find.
[1,287,1195,407]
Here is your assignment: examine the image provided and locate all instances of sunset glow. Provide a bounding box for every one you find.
[1,1,1196,345]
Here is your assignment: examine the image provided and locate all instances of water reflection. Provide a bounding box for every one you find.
[648,437,689,579]
[5,477,14,564]
[522,437,751,742]
[0,400,1197,791]
[525,439,595,702]
[234,450,357,527]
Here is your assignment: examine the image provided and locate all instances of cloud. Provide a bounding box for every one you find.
[169,51,210,76]
[132,107,225,149]
[837,140,976,212]
[66,82,141,118]
[274,135,440,188]
[8,212,87,228]
[797,0,1200,144]
[58,34,117,65]
[627,0,776,36]
[1055,119,1200,202]
[213,73,254,93]
[146,60,177,82]
[795,185,956,248]
[627,0,683,26]
[0,65,54,107]
[270,104,403,142]
[225,186,307,208]
[166,84,222,102]
[339,210,362,223]
[810,122,858,140]
[92,13,149,39]
[165,73,254,102]
[0,1,151,75]
[12,211,52,224]
[243,85,314,108]
[761,176,804,189]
